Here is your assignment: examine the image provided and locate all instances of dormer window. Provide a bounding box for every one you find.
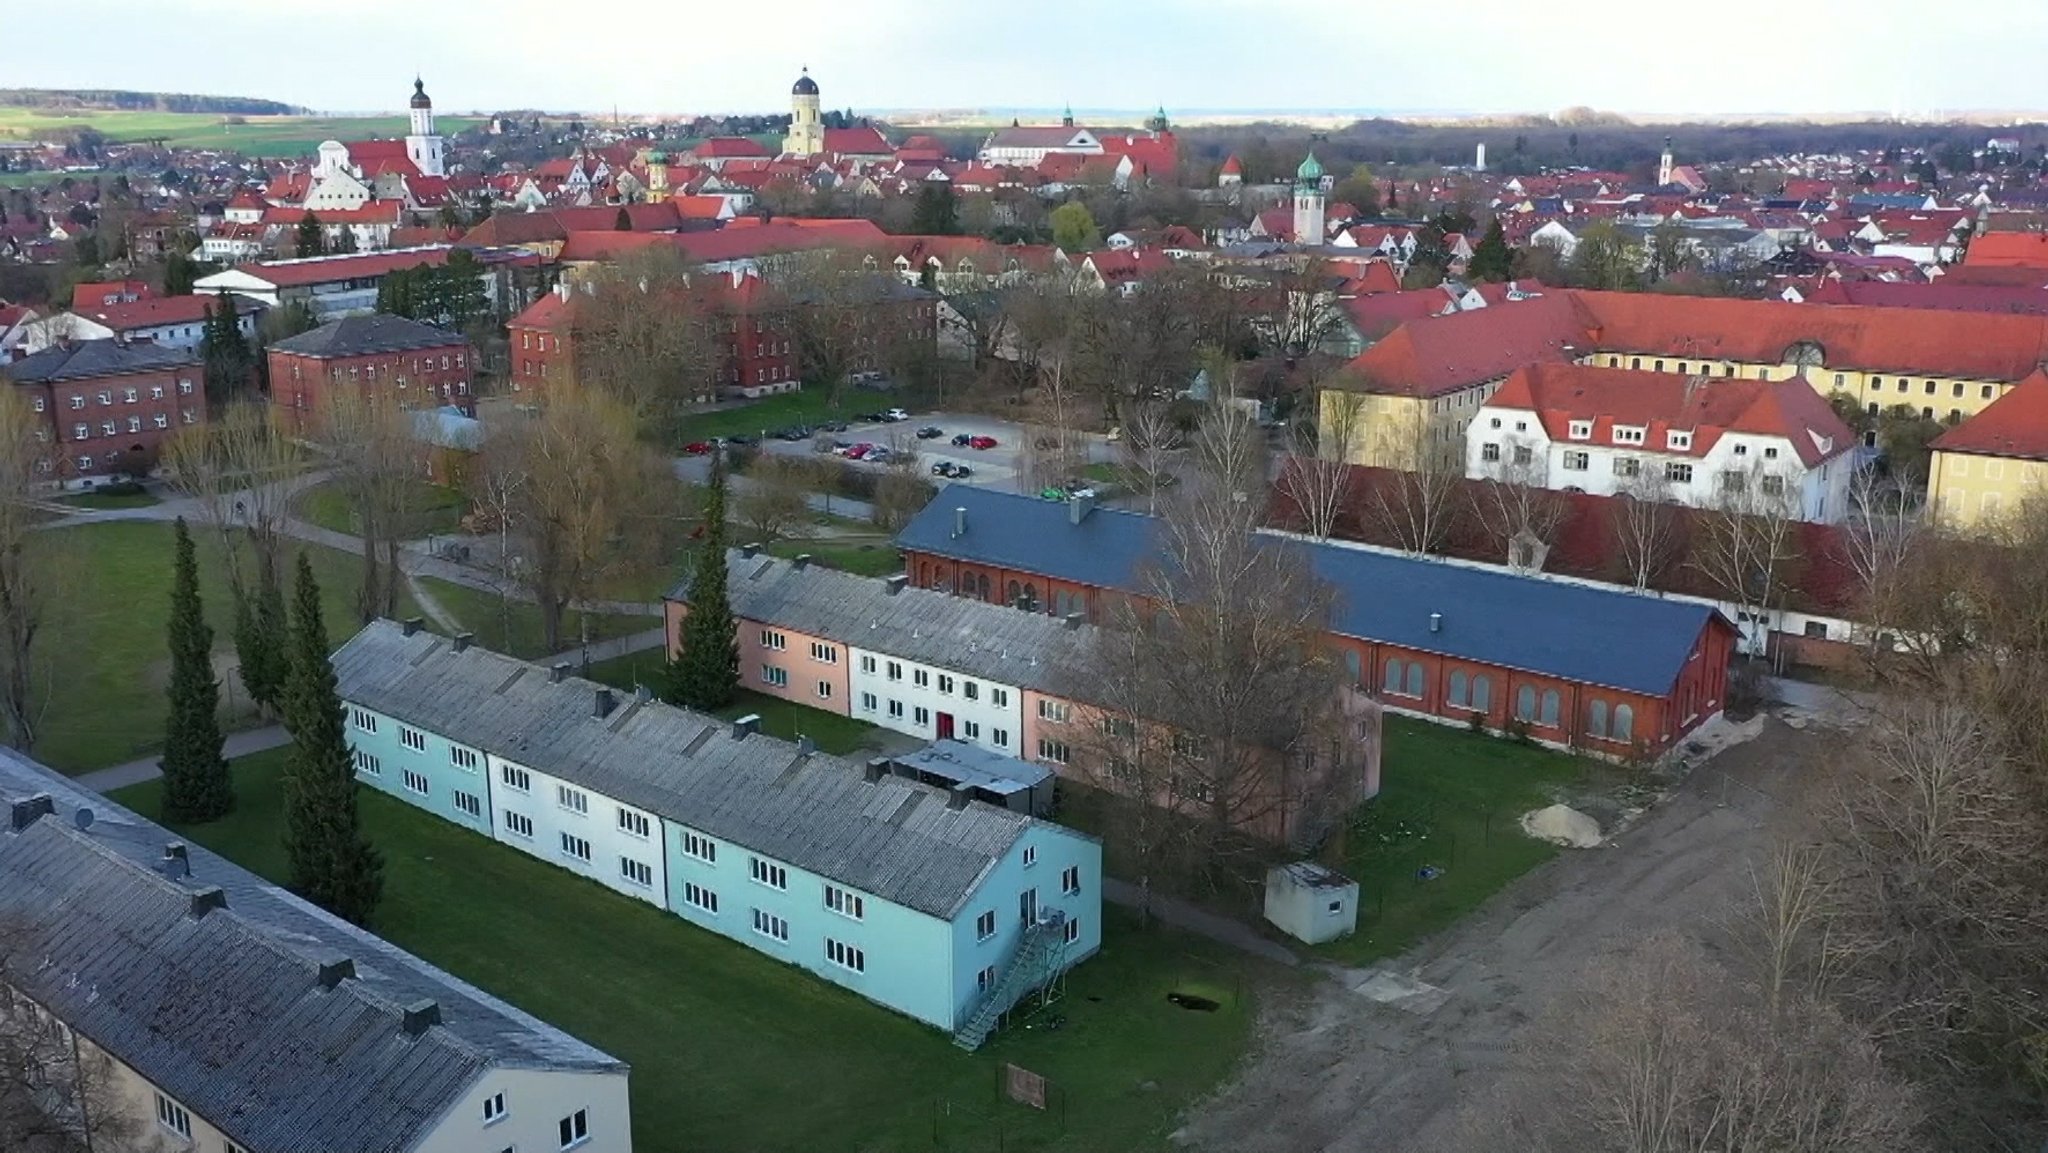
[1667,430,1692,450]
[1568,420,1593,440]
[1734,443,1749,455]
[1612,426,1645,445]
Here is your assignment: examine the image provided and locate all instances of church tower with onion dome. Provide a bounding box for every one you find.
[784,68,824,158]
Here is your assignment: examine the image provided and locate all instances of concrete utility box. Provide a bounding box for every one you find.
[1263,862,1359,945]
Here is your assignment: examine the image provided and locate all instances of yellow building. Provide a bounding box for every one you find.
[1927,368,2048,530]
[783,67,824,157]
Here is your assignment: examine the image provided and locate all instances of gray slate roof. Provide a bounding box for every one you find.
[332,621,1054,919]
[1,337,196,384]
[0,749,623,1153]
[896,485,1722,698]
[672,550,1099,697]
[268,313,465,359]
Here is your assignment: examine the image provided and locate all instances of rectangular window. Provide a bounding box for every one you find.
[501,764,531,792]
[402,769,430,796]
[123,388,137,403]
[825,884,865,920]
[1481,442,1500,462]
[886,661,902,681]
[938,674,955,694]
[449,746,479,771]
[751,908,790,942]
[976,909,997,940]
[1567,419,1592,440]
[69,395,83,410]
[993,727,1010,748]
[673,830,716,865]
[762,665,789,688]
[1665,462,1694,485]
[1065,917,1081,944]
[73,423,87,440]
[1023,845,1038,868]
[759,629,786,650]
[155,1092,192,1138]
[992,688,1010,707]
[1561,450,1590,471]
[914,706,931,726]
[887,699,904,719]
[860,691,878,712]
[810,641,837,663]
[505,811,534,838]
[1667,431,1692,450]
[963,720,982,741]
[1614,456,1641,478]
[1038,738,1070,764]
[558,1108,589,1150]
[684,882,719,913]
[963,681,979,701]
[750,857,789,890]
[816,681,833,700]
[825,939,866,973]
[153,413,169,429]
[913,669,931,688]
[977,964,997,992]
[556,785,588,815]
[1612,426,1644,445]
[620,857,654,887]
[617,808,651,838]
[1037,699,1069,723]
[560,833,592,863]
[353,749,380,776]
[859,654,877,673]
[400,726,427,752]
[483,1092,506,1124]
[454,791,482,818]
[1062,864,1081,895]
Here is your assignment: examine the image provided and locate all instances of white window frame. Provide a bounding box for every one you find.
[482,1091,507,1125]
[400,726,427,752]
[155,1092,192,1139]
[685,882,719,913]
[750,857,789,890]
[402,769,430,796]
[453,791,482,818]
[620,857,654,887]
[558,1108,589,1151]
[500,764,531,792]
[825,884,865,921]
[505,811,535,838]
[976,909,997,940]
[825,938,866,973]
[751,908,790,942]
[560,832,592,863]
[557,784,588,815]
[682,831,717,863]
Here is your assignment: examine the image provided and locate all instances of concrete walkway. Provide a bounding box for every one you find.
[77,725,291,794]
[541,627,669,671]
[1102,877,1301,967]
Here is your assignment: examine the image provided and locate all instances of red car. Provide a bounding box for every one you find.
[683,441,714,456]
[968,435,999,450]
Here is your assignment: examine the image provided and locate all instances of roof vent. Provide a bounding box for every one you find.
[8,793,53,831]
[1064,611,1085,630]
[864,759,888,784]
[947,784,973,810]
[884,574,908,596]
[593,687,616,719]
[400,999,442,1038]
[157,842,190,879]
[187,886,227,919]
[796,735,816,756]
[1068,494,1096,524]
[316,956,357,990]
[549,663,571,684]
[401,617,425,636]
[1429,612,1443,633]
[452,632,474,653]
[634,683,653,704]
[792,554,812,570]
[741,542,761,559]
[951,506,967,538]
[731,714,761,740]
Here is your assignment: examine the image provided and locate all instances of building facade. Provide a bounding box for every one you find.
[266,313,475,429]
[333,620,1104,1039]
[1,338,203,484]
[783,69,824,158]
[1926,367,2048,528]
[0,749,632,1153]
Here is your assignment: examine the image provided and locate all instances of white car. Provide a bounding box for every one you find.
[883,408,910,422]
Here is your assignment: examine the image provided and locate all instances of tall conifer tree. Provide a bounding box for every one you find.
[160,517,234,822]
[280,554,384,925]
[666,453,739,710]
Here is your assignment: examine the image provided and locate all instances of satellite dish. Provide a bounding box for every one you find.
[74,807,95,830]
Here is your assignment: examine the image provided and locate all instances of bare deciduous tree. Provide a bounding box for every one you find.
[1840,468,1930,667]
[1276,390,1362,539]
[0,388,53,750]
[572,246,719,433]
[1688,460,1801,661]
[314,390,425,623]
[1363,407,1463,556]
[0,976,146,1152]
[1117,402,1184,516]
[162,399,305,597]
[1606,468,1685,593]
[734,456,812,542]
[1468,445,1569,571]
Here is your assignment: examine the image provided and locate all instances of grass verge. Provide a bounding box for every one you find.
[413,577,650,662]
[113,750,1261,1152]
[293,479,468,538]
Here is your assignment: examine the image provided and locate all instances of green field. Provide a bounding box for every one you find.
[293,479,468,539]
[763,537,903,577]
[414,576,651,662]
[0,108,486,158]
[115,751,1262,1153]
[34,520,415,773]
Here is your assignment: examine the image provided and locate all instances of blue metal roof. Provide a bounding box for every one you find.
[897,486,1718,697]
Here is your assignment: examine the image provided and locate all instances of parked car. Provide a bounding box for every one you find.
[773,425,811,441]
[857,411,885,423]
[818,420,849,433]
[883,408,911,422]
[931,462,973,479]
[951,433,974,446]
[726,433,759,446]
[968,435,999,450]
[915,425,944,439]
[844,443,873,460]
[682,441,714,456]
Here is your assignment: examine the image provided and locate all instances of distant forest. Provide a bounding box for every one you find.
[0,89,302,115]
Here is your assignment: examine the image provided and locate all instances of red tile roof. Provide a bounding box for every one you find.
[1488,362,1852,467]
[1344,291,1586,395]
[690,137,772,160]
[1963,231,2048,269]
[224,246,462,288]
[1930,368,2048,461]
[822,127,893,156]
[1802,278,2048,316]
[77,293,260,331]
[70,280,153,309]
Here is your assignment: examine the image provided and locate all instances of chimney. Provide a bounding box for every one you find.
[315,956,356,990]
[157,842,190,879]
[549,663,571,684]
[452,632,474,653]
[1429,612,1443,633]
[187,886,227,919]
[593,687,616,719]
[1068,494,1095,525]
[863,759,888,784]
[8,793,53,831]
[740,542,761,559]
[730,713,761,740]
[947,784,973,810]
[796,735,816,756]
[401,617,424,637]
[884,574,908,596]
[1064,611,1085,630]
[793,553,812,570]
[951,506,967,538]
[399,999,442,1037]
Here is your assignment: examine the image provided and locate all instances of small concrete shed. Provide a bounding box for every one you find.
[1263,861,1359,944]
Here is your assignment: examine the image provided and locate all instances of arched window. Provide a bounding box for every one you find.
[1540,690,1560,726]
[1344,650,1362,685]
[1405,663,1424,698]
[1588,700,1609,739]
[976,573,990,601]
[1613,704,1635,743]
[1022,584,1039,612]
[1006,580,1021,606]
[1515,685,1536,721]
[1783,339,1825,369]
[1472,675,1492,712]
[1383,658,1404,695]
[1448,670,1469,708]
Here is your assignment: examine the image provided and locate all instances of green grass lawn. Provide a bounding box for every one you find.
[293,479,468,539]
[57,486,160,510]
[415,576,650,662]
[1322,715,1604,964]
[33,520,414,773]
[114,751,1260,1152]
[679,390,851,443]
[0,108,486,157]
[572,656,884,757]
[763,537,903,577]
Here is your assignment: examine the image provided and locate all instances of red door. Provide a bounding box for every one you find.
[936,712,955,740]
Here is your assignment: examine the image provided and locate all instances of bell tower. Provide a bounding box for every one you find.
[784,68,824,158]
[1293,151,1326,246]
[405,77,445,178]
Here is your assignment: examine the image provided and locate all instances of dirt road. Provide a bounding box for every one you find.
[1177,717,1823,1153]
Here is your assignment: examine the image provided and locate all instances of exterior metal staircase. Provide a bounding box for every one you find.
[952,908,1068,1051]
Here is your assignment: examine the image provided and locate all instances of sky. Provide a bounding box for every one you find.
[22,0,2048,120]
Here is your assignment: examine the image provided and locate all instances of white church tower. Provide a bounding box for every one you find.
[784,68,824,158]
[1293,151,1326,246]
[1658,136,1674,188]
[406,77,446,178]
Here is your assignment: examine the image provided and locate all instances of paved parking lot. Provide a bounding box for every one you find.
[754,410,1112,495]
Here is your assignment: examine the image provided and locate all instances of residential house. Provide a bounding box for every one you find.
[266,313,475,430]
[1927,368,2048,528]
[1,338,203,484]
[0,748,633,1153]
[19,293,263,354]
[194,245,540,322]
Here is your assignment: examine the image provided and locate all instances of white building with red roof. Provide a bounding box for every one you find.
[1465,362,1857,523]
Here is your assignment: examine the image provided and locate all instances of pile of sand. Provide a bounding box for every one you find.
[1520,803,1603,848]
